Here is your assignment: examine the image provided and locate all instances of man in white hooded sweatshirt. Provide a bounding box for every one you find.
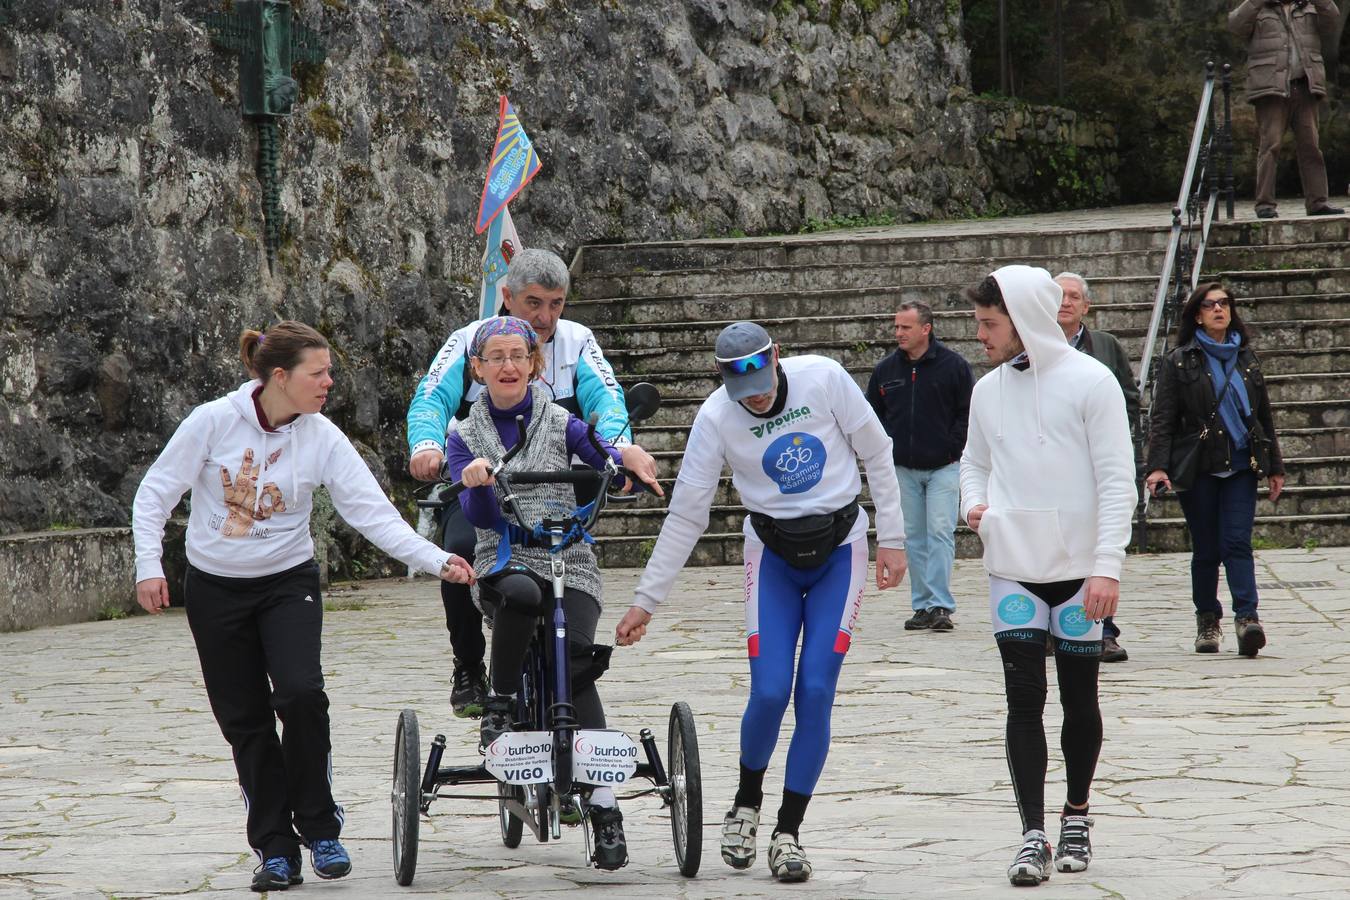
[959,267,1135,887]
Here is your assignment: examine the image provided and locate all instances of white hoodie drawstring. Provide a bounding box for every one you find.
[1032,364,1046,444]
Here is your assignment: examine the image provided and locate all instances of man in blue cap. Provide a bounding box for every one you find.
[615,322,908,883]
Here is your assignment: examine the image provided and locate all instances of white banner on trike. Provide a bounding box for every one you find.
[572,730,640,786]
[484,731,554,785]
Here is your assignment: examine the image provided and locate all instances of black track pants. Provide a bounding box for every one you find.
[185,561,342,858]
[439,501,485,666]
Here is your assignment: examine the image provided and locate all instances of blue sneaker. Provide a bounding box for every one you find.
[310,838,352,879]
[251,855,302,892]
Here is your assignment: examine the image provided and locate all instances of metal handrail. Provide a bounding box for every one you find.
[1136,62,1235,548]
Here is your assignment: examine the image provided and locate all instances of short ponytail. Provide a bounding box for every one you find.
[238,321,330,383]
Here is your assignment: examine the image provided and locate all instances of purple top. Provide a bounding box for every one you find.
[444,390,628,529]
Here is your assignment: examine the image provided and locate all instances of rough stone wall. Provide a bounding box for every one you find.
[0,0,1045,575]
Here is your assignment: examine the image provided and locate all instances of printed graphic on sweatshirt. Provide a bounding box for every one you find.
[215,448,286,537]
[761,432,826,494]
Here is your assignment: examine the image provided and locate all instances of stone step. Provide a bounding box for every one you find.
[590,512,1350,567]
[634,450,1350,485]
[619,367,1346,412]
[574,218,1348,278]
[608,334,1349,382]
[575,242,1349,303]
[609,474,1349,521]
[594,310,1350,353]
[569,272,1350,325]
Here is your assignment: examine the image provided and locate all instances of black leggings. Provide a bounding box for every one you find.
[1000,580,1103,835]
[478,570,607,730]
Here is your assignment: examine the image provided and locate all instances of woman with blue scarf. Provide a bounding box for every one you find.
[1145,283,1284,657]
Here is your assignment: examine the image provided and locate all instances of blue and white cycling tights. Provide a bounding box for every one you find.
[740,538,868,796]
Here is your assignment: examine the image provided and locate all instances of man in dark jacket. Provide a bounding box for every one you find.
[866,301,974,631]
[1229,0,1343,219]
[1056,272,1139,662]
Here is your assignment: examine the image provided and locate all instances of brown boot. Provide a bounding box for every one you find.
[1195,612,1222,653]
[1235,616,1267,658]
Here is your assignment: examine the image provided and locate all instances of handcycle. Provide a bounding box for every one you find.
[391,385,702,884]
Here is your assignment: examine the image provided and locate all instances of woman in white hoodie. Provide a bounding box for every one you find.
[132,321,473,893]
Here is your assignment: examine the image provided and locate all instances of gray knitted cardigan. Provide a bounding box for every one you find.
[459,383,603,605]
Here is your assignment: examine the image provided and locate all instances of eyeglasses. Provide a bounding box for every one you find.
[478,352,530,368]
[715,342,773,377]
[1199,297,1231,310]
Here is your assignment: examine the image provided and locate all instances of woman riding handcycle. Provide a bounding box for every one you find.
[390,316,699,884]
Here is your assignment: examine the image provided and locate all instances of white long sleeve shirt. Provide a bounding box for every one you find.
[632,355,906,613]
[133,381,450,582]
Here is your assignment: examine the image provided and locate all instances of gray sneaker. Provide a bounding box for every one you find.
[1007,831,1052,886]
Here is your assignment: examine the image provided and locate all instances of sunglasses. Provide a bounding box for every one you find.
[715,342,773,377]
[1199,297,1231,310]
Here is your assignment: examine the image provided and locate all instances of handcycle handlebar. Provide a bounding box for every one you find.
[416,413,528,509]
[504,468,626,486]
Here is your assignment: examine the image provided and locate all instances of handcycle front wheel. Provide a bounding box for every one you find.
[392,709,420,886]
[668,701,703,877]
[498,782,524,848]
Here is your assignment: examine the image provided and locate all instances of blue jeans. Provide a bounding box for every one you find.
[894,462,960,612]
[1176,470,1260,620]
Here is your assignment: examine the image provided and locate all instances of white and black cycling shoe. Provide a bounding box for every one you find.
[1007,830,1053,886]
[767,832,812,883]
[1054,815,1093,872]
[720,805,759,869]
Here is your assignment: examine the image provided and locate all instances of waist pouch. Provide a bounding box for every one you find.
[749,500,860,569]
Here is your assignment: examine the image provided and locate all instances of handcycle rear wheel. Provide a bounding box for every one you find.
[498,782,524,848]
[392,709,420,886]
[667,701,703,877]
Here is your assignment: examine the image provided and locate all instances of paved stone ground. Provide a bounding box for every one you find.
[3,547,1350,898]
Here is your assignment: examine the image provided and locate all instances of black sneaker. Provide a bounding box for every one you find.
[904,608,935,630]
[1309,205,1344,216]
[1195,612,1222,653]
[479,694,514,750]
[1101,635,1128,663]
[589,806,628,870]
[929,608,954,631]
[1235,616,1266,658]
[1255,206,1278,219]
[251,855,302,892]
[451,660,487,719]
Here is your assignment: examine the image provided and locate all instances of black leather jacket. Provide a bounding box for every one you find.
[1145,338,1284,483]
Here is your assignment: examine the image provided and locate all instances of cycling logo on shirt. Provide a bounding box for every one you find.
[997,593,1036,626]
[1057,605,1092,637]
[761,432,826,494]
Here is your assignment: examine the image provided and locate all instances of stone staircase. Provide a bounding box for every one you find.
[566,211,1350,566]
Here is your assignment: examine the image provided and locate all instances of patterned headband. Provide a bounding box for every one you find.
[470,316,538,359]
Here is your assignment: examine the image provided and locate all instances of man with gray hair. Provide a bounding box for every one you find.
[866,300,973,631]
[406,248,661,717]
[1054,271,1139,663]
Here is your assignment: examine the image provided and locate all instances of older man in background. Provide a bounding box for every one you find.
[1055,272,1139,663]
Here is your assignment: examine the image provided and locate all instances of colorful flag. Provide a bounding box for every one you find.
[474,96,541,234]
[479,205,520,320]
